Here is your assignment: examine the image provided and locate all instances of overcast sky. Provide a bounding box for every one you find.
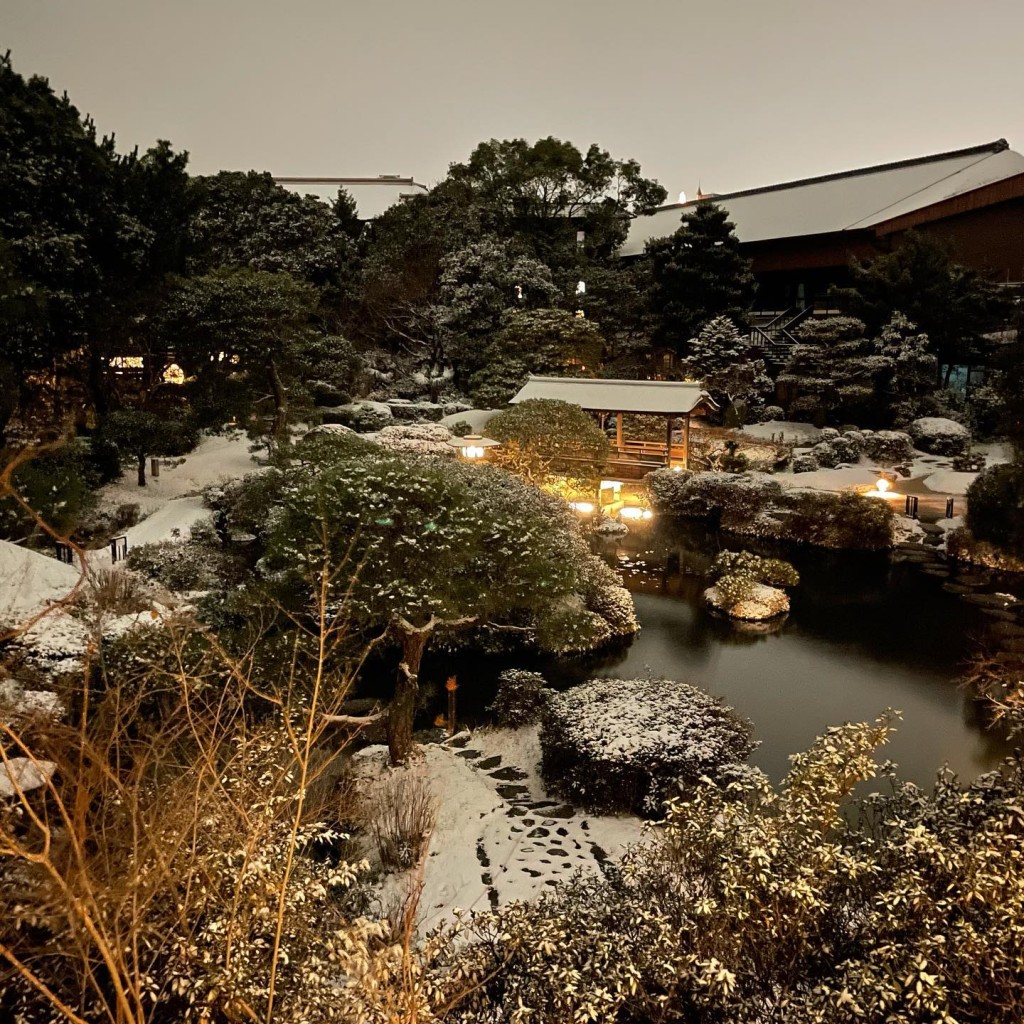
[6,0,1023,199]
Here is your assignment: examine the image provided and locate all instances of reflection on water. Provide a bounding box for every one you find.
[551,521,1013,786]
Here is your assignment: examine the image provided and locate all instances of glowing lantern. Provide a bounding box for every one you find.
[162,363,185,385]
[447,434,500,461]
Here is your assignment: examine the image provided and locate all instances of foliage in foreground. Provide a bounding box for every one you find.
[439,715,1024,1024]
[0,611,435,1024]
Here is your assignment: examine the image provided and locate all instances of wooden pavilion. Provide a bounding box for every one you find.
[509,376,719,473]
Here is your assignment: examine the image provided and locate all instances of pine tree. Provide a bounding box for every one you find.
[647,201,756,355]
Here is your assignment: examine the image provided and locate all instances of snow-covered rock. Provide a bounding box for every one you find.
[1,757,56,799]
[320,401,393,432]
[0,680,62,720]
[704,581,789,620]
[908,417,971,456]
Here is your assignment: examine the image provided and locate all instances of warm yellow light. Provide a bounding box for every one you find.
[461,445,485,459]
[599,480,623,492]
[671,465,683,473]
[876,477,890,493]
[163,363,185,385]
[570,501,595,514]
[619,506,653,521]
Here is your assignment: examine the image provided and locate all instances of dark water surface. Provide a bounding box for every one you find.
[568,522,1015,785]
[418,521,1017,788]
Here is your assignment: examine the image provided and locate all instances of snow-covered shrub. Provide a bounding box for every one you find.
[863,430,913,464]
[535,597,613,655]
[126,539,227,592]
[819,427,840,442]
[762,405,785,421]
[320,400,392,432]
[540,678,756,816]
[581,557,639,639]
[374,422,456,458]
[448,419,473,436]
[646,470,785,531]
[829,435,860,464]
[967,380,1005,438]
[842,429,866,454]
[489,669,549,727]
[708,550,799,590]
[966,464,1024,557]
[951,449,985,472]
[786,490,895,549]
[908,417,971,456]
[810,440,839,467]
[648,469,893,549]
[385,399,446,422]
[791,451,820,473]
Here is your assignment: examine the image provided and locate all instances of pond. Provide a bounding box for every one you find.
[427,521,1016,789]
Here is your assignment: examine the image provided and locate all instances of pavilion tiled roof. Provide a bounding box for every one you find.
[510,376,718,415]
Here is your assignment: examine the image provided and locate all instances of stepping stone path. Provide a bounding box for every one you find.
[447,738,620,913]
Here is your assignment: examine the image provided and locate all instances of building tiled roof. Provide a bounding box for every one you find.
[510,376,718,415]
[273,175,429,219]
[620,140,1024,256]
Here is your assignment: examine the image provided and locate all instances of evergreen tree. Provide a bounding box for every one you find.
[647,201,756,355]
[832,231,1009,382]
[188,171,358,290]
[260,450,626,763]
[681,316,749,375]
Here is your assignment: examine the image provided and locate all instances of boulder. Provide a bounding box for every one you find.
[705,582,790,621]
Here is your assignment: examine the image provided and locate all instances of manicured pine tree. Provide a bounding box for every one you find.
[647,201,756,356]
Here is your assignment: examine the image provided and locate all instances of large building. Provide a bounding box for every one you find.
[621,139,1024,312]
[273,174,429,220]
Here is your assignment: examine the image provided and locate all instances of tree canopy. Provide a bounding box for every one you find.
[647,201,756,355]
[258,443,630,761]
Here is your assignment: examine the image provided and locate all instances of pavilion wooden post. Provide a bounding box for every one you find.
[664,416,673,467]
[683,414,691,470]
[615,412,623,449]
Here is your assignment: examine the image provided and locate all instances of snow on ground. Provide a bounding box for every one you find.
[921,470,978,496]
[744,420,821,444]
[357,728,645,936]
[439,409,499,434]
[0,539,84,620]
[99,432,262,517]
[94,431,264,555]
[774,465,880,491]
[122,496,210,548]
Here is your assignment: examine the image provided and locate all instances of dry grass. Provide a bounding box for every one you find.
[367,768,438,871]
[85,566,151,615]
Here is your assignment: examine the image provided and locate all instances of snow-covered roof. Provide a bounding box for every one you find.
[510,376,717,415]
[273,175,429,219]
[0,540,82,619]
[620,139,1024,256]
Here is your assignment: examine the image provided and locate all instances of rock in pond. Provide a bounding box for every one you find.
[704,582,790,621]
